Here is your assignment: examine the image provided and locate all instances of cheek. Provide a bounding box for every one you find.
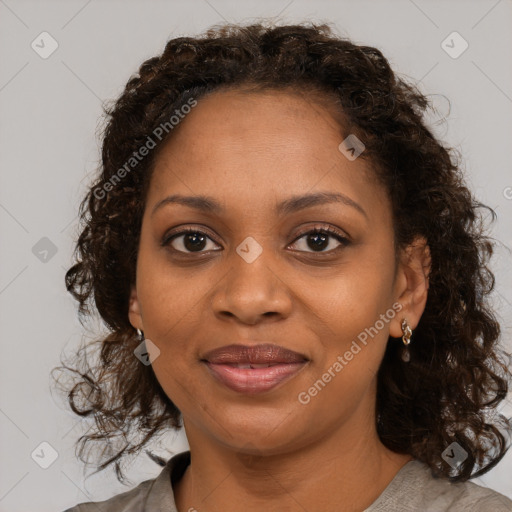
[136,243,207,339]
[306,250,396,392]
[313,256,395,337]
[150,359,203,425]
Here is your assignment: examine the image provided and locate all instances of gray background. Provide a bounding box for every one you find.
[1,0,511,510]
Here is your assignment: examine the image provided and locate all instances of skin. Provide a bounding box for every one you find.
[129,88,431,512]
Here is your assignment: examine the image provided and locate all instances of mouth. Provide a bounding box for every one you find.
[201,343,309,394]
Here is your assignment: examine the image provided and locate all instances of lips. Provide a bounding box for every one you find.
[202,343,308,365]
[201,343,309,394]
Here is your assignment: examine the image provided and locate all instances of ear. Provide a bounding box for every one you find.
[128,284,144,331]
[389,236,431,338]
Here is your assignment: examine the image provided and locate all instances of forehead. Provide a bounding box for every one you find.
[147,88,388,222]
[161,87,348,154]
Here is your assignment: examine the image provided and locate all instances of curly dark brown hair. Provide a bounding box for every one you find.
[53,20,512,485]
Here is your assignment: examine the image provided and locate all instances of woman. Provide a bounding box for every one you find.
[58,21,512,511]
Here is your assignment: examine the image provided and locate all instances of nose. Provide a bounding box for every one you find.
[210,244,293,325]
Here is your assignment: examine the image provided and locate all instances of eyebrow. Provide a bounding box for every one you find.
[151,191,368,219]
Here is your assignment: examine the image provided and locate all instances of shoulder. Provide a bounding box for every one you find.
[423,476,512,512]
[61,477,155,512]
[366,460,512,512]
[60,450,190,512]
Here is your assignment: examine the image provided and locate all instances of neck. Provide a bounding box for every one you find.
[174,418,412,512]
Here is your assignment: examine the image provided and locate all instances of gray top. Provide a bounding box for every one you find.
[62,450,512,511]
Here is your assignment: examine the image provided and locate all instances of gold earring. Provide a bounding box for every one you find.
[401,319,412,362]
[401,319,412,345]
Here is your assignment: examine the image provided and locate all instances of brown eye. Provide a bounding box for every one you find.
[163,228,220,254]
[289,226,350,254]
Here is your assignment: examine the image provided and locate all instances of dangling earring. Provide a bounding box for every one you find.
[401,319,412,362]
[136,328,144,341]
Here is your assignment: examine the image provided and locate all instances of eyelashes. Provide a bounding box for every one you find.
[289,226,350,254]
[161,224,350,256]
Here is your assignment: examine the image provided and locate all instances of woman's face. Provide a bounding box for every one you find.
[129,88,419,454]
